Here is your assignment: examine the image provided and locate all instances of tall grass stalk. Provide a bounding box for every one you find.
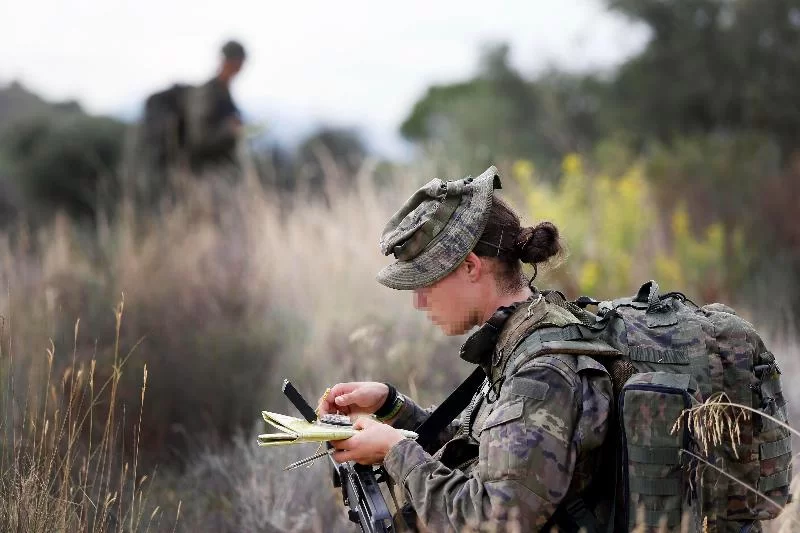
[0,295,155,532]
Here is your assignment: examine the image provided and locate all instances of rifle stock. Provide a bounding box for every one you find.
[329,455,394,533]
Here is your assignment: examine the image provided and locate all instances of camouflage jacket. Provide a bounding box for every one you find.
[386,297,615,532]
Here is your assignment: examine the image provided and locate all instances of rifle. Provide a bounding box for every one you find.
[281,380,396,533]
[330,458,395,533]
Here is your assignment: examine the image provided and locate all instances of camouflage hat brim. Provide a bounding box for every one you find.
[376,166,499,290]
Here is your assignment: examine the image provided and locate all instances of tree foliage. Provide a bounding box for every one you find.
[611,0,800,153]
[400,44,610,174]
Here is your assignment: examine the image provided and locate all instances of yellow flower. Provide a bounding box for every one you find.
[512,159,535,182]
[579,261,601,293]
[706,223,724,250]
[671,205,690,238]
[562,153,583,176]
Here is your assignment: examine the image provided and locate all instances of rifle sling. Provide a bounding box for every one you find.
[413,366,486,452]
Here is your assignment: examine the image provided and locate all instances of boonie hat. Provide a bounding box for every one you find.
[376,166,501,290]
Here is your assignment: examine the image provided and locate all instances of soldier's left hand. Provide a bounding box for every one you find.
[330,417,406,465]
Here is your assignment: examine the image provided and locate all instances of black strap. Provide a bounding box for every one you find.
[574,295,601,308]
[374,383,399,418]
[413,367,486,452]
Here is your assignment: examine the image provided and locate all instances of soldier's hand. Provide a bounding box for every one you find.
[330,417,405,465]
[317,382,389,417]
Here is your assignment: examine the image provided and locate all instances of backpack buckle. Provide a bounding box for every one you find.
[561,497,600,533]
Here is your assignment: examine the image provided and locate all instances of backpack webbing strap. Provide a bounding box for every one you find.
[758,469,791,492]
[413,367,486,452]
[627,445,681,465]
[761,436,792,460]
[538,323,586,342]
[627,475,684,529]
[629,476,681,495]
[639,509,682,528]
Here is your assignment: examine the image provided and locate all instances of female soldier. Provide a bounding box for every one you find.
[317,166,614,532]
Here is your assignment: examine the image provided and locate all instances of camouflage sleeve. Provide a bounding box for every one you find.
[383,358,610,531]
[389,394,461,450]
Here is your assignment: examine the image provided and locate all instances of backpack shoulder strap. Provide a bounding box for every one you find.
[496,291,618,366]
[506,322,621,377]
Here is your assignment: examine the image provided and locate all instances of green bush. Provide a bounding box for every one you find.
[0,112,126,222]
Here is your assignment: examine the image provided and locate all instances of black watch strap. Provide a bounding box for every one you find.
[374,382,398,418]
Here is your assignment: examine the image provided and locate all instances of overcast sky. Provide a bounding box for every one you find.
[1,0,649,155]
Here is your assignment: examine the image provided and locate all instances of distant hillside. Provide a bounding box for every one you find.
[0,80,83,126]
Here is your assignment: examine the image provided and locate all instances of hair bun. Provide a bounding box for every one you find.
[515,222,561,264]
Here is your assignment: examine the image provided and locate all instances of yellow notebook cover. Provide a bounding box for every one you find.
[257,411,418,447]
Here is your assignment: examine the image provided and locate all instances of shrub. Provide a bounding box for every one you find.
[0,112,126,223]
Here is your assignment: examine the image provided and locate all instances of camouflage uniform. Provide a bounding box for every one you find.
[385,296,614,532]
[374,167,614,531]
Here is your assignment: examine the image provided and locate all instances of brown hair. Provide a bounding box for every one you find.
[472,197,562,293]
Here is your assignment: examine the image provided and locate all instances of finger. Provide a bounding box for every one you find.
[316,398,333,415]
[328,383,356,398]
[330,439,348,450]
[317,399,350,416]
[346,385,383,408]
[318,383,351,414]
[329,383,360,408]
[334,392,356,408]
[332,449,357,463]
[352,417,376,430]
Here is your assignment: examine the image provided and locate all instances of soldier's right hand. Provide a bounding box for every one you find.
[317,382,389,418]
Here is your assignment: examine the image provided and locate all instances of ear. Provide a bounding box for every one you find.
[462,252,484,283]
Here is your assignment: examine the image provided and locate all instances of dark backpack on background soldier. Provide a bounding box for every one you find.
[141,83,191,173]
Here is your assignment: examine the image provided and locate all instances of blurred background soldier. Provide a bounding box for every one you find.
[185,40,247,175]
[136,40,246,191]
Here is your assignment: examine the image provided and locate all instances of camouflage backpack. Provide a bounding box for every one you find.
[557,280,791,532]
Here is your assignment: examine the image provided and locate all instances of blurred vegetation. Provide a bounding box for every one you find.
[0,0,799,530]
[400,0,800,317]
[0,114,126,222]
[509,154,748,304]
[401,44,609,175]
[0,82,126,224]
[610,0,800,153]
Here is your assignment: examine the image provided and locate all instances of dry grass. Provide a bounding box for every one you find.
[0,164,463,531]
[0,296,163,532]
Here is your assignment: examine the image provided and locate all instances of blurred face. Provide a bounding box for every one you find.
[412,260,482,336]
[220,58,244,82]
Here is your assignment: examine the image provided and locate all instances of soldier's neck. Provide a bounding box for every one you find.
[479,286,533,324]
